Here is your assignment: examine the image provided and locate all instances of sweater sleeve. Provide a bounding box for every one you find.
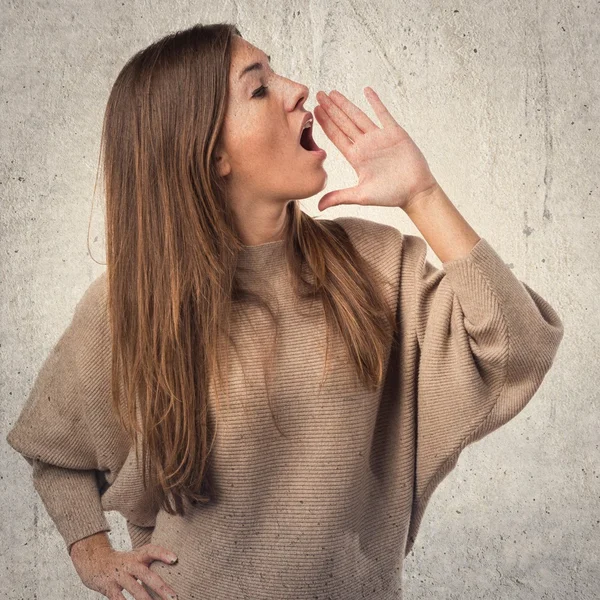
[5,273,132,555]
[404,235,564,556]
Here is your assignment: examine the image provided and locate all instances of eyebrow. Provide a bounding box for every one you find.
[238,54,271,80]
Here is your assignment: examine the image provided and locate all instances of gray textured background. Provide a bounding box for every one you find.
[1,1,598,598]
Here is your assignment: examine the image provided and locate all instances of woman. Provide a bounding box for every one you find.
[6,22,564,599]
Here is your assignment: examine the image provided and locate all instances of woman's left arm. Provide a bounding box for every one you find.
[400,182,482,263]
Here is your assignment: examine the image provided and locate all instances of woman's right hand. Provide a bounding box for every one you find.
[70,537,179,600]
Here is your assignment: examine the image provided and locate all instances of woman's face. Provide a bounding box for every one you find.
[215,35,328,207]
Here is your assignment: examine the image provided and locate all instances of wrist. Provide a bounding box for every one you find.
[69,531,112,560]
[402,182,442,215]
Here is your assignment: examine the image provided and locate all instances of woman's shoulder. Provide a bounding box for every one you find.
[62,271,112,369]
[332,215,403,258]
[333,215,400,238]
[73,271,108,320]
[333,216,402,240]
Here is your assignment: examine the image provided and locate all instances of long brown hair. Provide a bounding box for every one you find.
[95,22,397,516]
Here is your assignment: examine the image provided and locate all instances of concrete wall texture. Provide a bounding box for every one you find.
[1,0,597,598]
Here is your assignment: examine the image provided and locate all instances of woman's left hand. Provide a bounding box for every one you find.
[314,87,439,212]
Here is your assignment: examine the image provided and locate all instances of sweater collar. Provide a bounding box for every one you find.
[236,237,287,275]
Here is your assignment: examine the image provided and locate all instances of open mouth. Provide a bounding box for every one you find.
[299,120,321,152]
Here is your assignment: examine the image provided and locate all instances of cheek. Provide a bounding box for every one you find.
[236,123,290,166]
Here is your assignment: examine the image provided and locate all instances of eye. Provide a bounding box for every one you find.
[252,85,268,98]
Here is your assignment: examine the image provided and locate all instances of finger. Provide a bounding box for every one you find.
[328,89,379,133]
[313,105,353,159]
[363,87,398,129]
[316,91,363,142]
[119,573,155,600]
[135,544,178,566]
[318,186,364,211]
[132,564,179,600]
[104,583,128,600]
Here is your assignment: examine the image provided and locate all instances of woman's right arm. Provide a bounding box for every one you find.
[5,273,127,551]
[6,273,178,599]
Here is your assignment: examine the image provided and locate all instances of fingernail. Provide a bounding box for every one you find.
[170,556,178,564]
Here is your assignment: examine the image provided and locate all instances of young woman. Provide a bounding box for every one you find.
[6,22,564,600]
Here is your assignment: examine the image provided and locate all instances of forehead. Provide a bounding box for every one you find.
[230,36,270,78]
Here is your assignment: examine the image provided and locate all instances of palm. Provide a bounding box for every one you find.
[313,87,438,211]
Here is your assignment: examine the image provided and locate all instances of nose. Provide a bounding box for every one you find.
[291,82,310,111]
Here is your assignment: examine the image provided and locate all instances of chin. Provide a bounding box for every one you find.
[314,167,328,192]
[296,170,328,201]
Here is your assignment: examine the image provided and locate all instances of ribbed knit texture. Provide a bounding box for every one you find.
[6,216,564,599]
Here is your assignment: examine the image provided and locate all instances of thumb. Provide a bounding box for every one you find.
[318,186,362,211]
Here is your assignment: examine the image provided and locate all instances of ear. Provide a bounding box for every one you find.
[213,145,232,178]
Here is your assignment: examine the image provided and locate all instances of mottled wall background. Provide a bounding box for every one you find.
[1,0,597,598]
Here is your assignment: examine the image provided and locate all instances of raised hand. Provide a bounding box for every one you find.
[313,87,439,212]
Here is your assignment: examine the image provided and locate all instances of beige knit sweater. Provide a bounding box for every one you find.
[6,216,564,599]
